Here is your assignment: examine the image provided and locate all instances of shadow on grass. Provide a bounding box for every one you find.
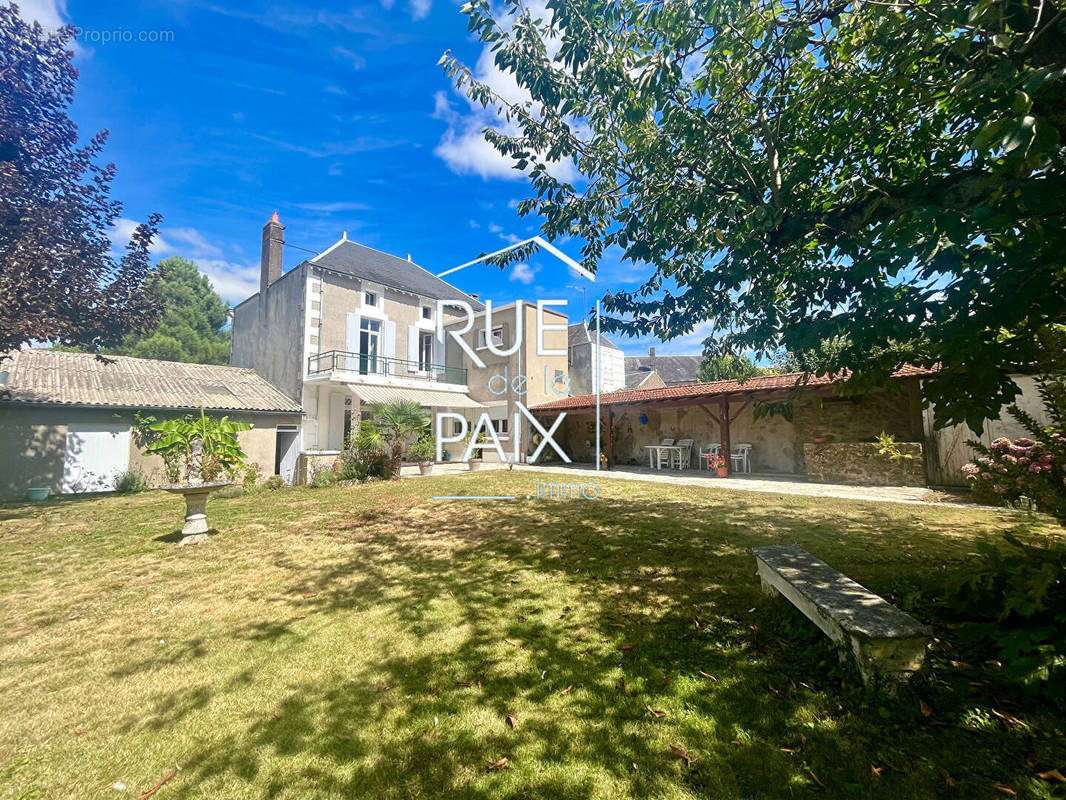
[153,488,1061,799]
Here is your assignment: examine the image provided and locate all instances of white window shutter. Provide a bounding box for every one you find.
[432,334,444,370]
[345,313,361,370]
[407,325,419,372]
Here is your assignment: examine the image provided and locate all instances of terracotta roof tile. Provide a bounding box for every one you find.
[532,365,935,411]
[1,350,302,413]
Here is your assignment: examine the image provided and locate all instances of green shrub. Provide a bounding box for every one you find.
[338,420,388,481]
[211,485,246,499]
[264,475,286,491]
[114,468,148,494]
[946,533,1066,706]
[242,462,263,490]
[309,467,337,489]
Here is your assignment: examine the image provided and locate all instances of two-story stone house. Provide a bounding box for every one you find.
[230,214,570,481]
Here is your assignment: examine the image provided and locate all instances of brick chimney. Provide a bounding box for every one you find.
[649,346,656,357]
[260,212,284,295]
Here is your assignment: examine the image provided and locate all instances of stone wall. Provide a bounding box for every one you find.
[803,442,926,486]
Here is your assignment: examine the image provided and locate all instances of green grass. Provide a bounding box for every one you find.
[0,473,1064,800]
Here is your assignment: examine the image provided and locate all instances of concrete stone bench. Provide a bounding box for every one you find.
[753,544,930,688]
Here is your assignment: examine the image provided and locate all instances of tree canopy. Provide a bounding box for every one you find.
[442,0,1066,430]
[0,4,161,354]
[106,257,230,364]
[698,353,765,383]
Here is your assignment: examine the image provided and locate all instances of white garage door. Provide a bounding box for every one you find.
[62,424,131,493]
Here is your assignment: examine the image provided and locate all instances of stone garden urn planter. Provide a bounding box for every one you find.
[159,438,231,546]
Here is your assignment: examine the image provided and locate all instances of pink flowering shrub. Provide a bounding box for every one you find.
[962,379,1066,523]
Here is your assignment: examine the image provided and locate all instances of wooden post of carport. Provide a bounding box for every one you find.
[605,406,614,469]
[719,398,731,473]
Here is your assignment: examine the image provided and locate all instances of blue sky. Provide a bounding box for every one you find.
[17,0,706,356]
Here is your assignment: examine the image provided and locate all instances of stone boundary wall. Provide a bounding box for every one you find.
[803,442,926,486]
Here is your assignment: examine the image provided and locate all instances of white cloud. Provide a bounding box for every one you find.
[379,0,431,21]
[433,32,581,183]
[108,218,171,255]
[167,227,223,258]
[13,0,69,31]
[251,133,405,158]
[509,262,537,284]
[108,218,255,303]
[294,201,371,213]
[195,259,261,304]
[331,45,366,70]
[408,0,432,20]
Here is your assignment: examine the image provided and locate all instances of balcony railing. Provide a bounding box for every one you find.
[307,350,468,386]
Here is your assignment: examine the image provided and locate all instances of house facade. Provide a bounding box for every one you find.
[230,215,569,478]
[566,322,626,396]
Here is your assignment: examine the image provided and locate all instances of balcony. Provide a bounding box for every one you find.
[307,350,467,386]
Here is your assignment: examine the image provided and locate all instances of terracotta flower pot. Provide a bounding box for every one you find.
[468,459,482,471]
[717,467,728,478]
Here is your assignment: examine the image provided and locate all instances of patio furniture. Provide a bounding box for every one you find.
[671,439,694,469]
[699,443,721,470]
[730,443,753,473]
[644,439,675,470]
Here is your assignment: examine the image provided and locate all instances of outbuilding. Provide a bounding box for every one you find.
[0,349,303,499]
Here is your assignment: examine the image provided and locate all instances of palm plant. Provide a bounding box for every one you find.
[369,401,429,479]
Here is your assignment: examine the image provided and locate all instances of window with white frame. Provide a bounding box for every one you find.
[492,416,509,436]
[418,331,433,370]
[364,290,378,307]
[421,305,432,320]
[477,326,505,349]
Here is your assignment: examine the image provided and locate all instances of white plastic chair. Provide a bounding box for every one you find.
[699,443,721,470]
[730,443,753,474]
[671,438,694,469]
[650,438,674,469]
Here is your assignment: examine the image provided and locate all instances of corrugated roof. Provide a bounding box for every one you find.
[624,354,702,385]
[1,350,303,413]
[310,240,484,309]
[532,365,935,412]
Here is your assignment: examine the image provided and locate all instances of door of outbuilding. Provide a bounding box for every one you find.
[61,423,131,493]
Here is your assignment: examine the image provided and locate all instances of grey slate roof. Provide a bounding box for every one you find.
[309,240,484,309]
[624,354,702,385]
[567,322,621,351]
[625,370,659,389]
[0,350,302,413]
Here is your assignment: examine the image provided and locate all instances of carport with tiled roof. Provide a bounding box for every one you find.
[531,367,935,482]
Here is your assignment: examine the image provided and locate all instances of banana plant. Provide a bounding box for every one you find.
[145,409,252,482]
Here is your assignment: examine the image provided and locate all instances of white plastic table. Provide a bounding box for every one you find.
[644,445,685,470]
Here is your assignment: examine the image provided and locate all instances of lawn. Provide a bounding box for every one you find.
[1,473,1064,800]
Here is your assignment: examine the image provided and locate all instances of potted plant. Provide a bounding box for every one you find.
[144,410,252,544]
[409,434,436,475]
[707,452,728,478]
[467,430,489,471]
